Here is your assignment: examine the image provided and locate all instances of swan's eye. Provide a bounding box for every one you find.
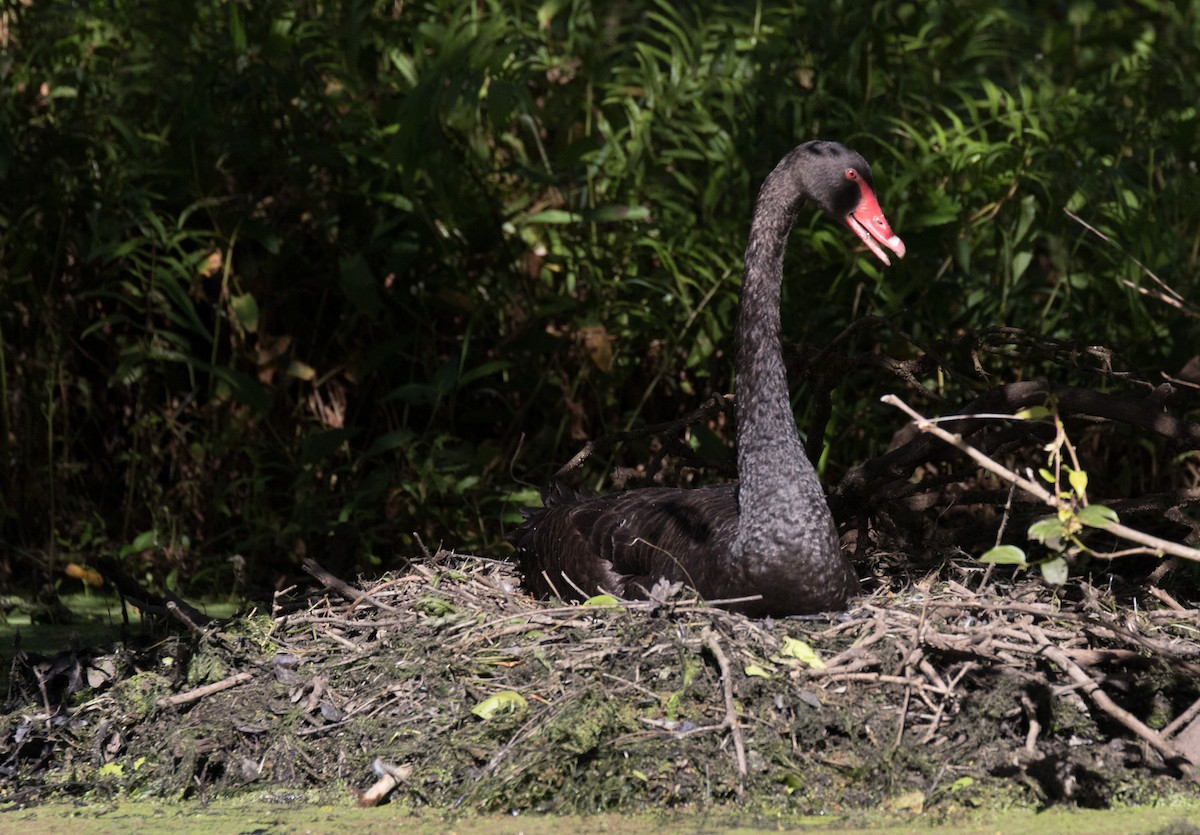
[845,168,858,180]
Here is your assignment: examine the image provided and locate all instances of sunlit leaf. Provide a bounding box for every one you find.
[979,545,1026,565]
[1028,517,1064,544]
[471,690,528,719]
[1078,504,1119,528]
[230,293,259,333]
[780,637,826,669]
[64,562,105,588]
[286,360,316,381]
[583,594,618,606]
[1067,469,1088,497]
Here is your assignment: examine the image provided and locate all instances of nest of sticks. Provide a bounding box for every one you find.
[5,551,1199,815]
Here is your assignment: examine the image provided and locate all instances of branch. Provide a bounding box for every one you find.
[881,395,1200,564]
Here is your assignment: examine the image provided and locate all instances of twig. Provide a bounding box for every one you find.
[1026,624,1196,781]
[156,672,254,709]
[1164,696,1200,739]
[1020,691,1041,753]
[302,558,399,613]
[166,600,208,636]
[357,759,414,807]
[1065,208,1200,319]
[702,629,747,799]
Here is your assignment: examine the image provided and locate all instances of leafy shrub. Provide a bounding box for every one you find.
[1,0,1196,596]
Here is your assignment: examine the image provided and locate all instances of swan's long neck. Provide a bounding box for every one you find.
[732,160,838,571]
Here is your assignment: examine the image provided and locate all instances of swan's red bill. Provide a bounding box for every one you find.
[845,181,905,266]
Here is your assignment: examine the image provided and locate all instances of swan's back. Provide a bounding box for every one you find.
[512,482,740,603]
[511,482,856,616]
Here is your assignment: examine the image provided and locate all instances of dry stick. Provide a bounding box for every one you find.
[1164,695,1200,739]
[893,684,912,749]
[1019,691,1041,753]
[919,661,975,745]
[156,672,254,709]
[702,629,747,799]
[881,394,1200,563]
[1147,586,1189,612]
[1065,208,1200,318]
[1025,624,1196,781]
[301,558,399,613]
[357,760,414,808]
[165,600,209,636]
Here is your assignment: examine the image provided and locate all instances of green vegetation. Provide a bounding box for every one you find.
[2,1,1197,598]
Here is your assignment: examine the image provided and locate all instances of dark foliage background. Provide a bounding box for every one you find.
[1,0,1197,597]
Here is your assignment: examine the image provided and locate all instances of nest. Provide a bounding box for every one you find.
[4,551,1200,816]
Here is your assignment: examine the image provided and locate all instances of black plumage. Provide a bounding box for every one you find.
[511,141,906,616]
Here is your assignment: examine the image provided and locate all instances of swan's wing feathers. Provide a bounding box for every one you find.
[512,484,740,602]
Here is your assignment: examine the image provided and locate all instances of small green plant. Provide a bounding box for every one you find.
[980,404,1119,585]
[882,393,1200,581]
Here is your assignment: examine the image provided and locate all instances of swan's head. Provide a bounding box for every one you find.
[793,141,907,266]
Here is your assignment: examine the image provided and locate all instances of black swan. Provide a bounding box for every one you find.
[511,141,905,616]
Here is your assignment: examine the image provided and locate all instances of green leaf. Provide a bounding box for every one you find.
[1028,517,1065,544]
[1012,250,1033,281]
[1077,504,1119,528]
[979,545,1027,565]
[583,204,651,223]
[192,361,270,414]
[744,664,773,679]
[524,209,581,225]
[120,529,158,557]
[418,596,457,617]
[230,293,259,333]
[471,690,528,719]
[1067,469,1088,497]
[458,360,511,386]
[228,3,247,53]
[1040,556,1069,586]
[779,637,826,669]
[583,594,619,606]
[1014,406,1051,420]
[1038,468,1055,483]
